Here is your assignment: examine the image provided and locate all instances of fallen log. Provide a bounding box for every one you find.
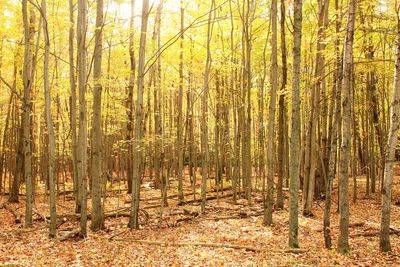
[200,212,263,221]
[38,208,149,224]
[111,238,309,254]
[177,193,233,206]
[351,229,400,237]
[112,239,259,252]
[134,188,231,203]
[140,191,199,202]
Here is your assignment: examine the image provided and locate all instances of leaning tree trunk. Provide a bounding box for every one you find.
[337,0,356,254]
[380,8,400,253]
[288,0,303,249]
[303,0,329,216]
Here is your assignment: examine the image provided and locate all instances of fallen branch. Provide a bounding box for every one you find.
[351,229,400,237]
[112,239,259,252]
[199,212,263,221]
[283,248,308,254]
[4,203,21,223]
[37,209,149,225]
[178,193,233,205]
[59,229,81,241]
[111,238,309,254]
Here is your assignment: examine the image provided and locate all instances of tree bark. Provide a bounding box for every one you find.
[22,0,34,228]
[264,0,277,226]
[68,0,79,213]
[129,0,150,229]
[288,0,303,249]
[77,0,88,237]
[91,0,105,231]
[323,0,343,249]
[380,7,400,253]
[177,0,184,202]
[40,0,57,238]
[276,0,288,210]
[337,0,356,254]
[201,0,215,213]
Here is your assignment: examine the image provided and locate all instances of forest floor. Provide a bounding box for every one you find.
[1,169,400,266]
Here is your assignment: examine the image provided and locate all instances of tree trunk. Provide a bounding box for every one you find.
[41,0,56,238]
[288,0,303,249]
[276,0,288,210]
[264,0,277,226]
[128,0,150,229]
[126,0,136,195]
[323,0,342,249]
[177,1,184,202]
[303,0,329,216]
[22,0,34,228]
[68,0,79,213]
[380,8,400,253]
[77,0,88,237]
[91,0,105,231]
[201,0,214,213]
[337,0,356,254]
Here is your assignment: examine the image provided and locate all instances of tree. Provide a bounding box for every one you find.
[201,0,215,213]
[22,0,34,228]
[264,0,278,226]
[91,0,105,231]
[41,0,57,238]
[337,0,356,254]
[323,0,343,249]
[302,0,329,216]
[380,4,400,253]
[77,0,88,237]
[288,0,303,249]
[177,0,184,202]
[69,0,80,213]
[126,0,136,195]
[276,0,288,210]
[129,0,150,229]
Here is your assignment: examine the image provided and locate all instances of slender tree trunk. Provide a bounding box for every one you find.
[323,0,342,248]
[22,0,34,228]
[264,0,278,226]
[77,0,88,237]
[337,0,356,254]
[68,0,79,213]
[129,0,150,229]
[276,0,288,210]
[91,0,105,231]
[380,8,400,253]
[288,0,303,249]
[177,0,184,202]
[126,0,136,194]
[41,0,56,238]
[201,0,215,213]
[303,0,329,216]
